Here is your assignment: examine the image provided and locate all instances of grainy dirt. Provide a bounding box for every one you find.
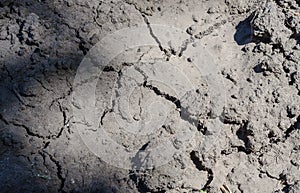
[0,0,299,193]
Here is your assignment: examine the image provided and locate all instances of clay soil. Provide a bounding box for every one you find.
[0,0,299,193]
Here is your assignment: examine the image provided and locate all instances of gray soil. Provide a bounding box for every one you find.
[0,0,300,193]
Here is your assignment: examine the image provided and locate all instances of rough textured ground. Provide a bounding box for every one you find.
[0,0,299,192]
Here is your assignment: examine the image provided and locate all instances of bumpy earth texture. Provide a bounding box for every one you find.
[0,0,300,193]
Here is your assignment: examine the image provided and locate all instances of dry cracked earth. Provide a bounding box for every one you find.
[0,0,300,193]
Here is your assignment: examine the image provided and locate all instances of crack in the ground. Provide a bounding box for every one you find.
[49,87,73,109]
[142,15,171,59]
[112,64,200,130]
[6,116,70,140]
[258,168,292,191]
[33,77,53,93]
[190,151,214,190]
[178,36,194,57]
[0,113,9,125]
[93,1,104,28]
[123,0,152,16]
[236,120,255,153]
[43,151,66,193]
[284,115,300,138]
[143,81,181,109]
[134,66,200,127]
[261,170,280,180]
[11,121,45,139]
[124,0,171,60]
[100,108,112,126]
[3,64,13,80]
[133,65,148,83]
[137,47,153,62]
[12,86,35,108]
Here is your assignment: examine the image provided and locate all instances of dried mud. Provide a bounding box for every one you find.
[0,0,299,193]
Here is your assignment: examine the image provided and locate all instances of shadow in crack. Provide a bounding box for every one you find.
[0,0,131,192]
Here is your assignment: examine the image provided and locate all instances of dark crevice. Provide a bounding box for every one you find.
[76,30,89,55]
[143,81,181,109]
[268,130,281,144]
[233,145,252,154]
[134,66,148,83]
[264,171,280,180]
[237,184,243,193]
[12,87,35,108]
[44,152,66,193]
[52,102,69,139]
[16,19,25,43]
[224,74,237,84]
[11,121,45,139]
[221,119,240,125]
[100,109,112,126]
[124,0,170,59]
[0,114,9,125]
[34,77,53,92]
[78,41,88,55]
[285,14,300,43]
[143,82,200,128]
[236,120,254,153]
[103,66,116,72]
[220,111,241,125]
[129,171,152,193]
[190,151,213,190]
[295,0,300,8]
[178,37,194,57]
[142,15,170,59]
[279,173,291,193]
[43,141,50,149]
[271,43,285,54]
[55,126,65,139]
[58,102,67,125]
[285,115,300,138]
[290,31,300,42]
[289,71,297,86]
[197,121,208,135]
[123,1,151,16]
[119,66,199,130]
[49,86,73,110]
[11,119,67,140]
[221,149,231,155]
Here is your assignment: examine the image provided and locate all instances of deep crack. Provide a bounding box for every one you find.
[11,121,45,139]
[190,151,214,190]
[142,15,170,58]
[44,151,66,193]
[143,81,181,109]
[100,109,112,125]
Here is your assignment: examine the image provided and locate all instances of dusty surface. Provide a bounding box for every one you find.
[0,0,299,193]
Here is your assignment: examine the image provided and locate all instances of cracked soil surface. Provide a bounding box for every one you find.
[0,0,300,193]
